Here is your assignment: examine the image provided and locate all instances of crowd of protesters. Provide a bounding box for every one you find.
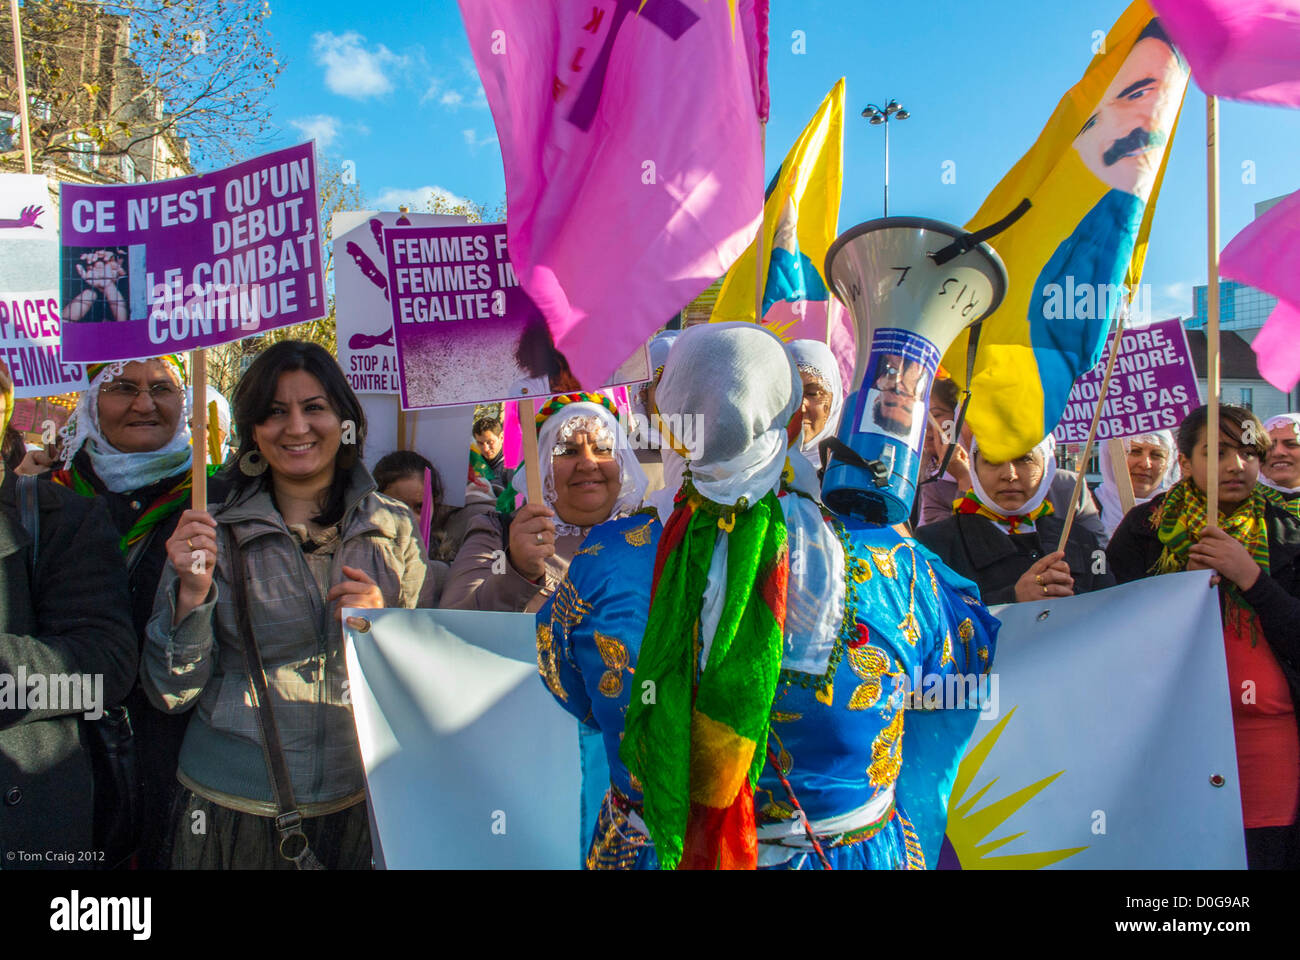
[1,330,1297,870]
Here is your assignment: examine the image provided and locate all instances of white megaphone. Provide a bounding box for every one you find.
[821,216,1008,524]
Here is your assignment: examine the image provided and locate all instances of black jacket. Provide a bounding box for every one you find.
[56,451,230,868]
[915,512,1115,606]
[0,472,136,865]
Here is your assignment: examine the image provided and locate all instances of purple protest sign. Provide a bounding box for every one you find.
[58,143,323,362]
[1053,318,1202,444]
[385,223,647,409]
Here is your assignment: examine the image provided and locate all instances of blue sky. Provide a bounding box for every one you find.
[261,0,1299,321]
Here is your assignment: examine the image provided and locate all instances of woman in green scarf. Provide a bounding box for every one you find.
[1108,404,1300,869]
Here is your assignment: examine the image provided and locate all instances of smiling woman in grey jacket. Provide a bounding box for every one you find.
[141,341,428,870]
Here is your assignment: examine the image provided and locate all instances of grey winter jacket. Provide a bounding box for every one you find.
[141,463,427,806]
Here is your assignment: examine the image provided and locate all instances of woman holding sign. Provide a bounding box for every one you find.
[141,341,429,869]
[442,392,648,615]
[1107,405,1300,870]
[915,434,1114,604]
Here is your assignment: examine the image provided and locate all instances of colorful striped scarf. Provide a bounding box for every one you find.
[620,483,788,870]
[54,462,218,555]
[1150,478,1295,647]
[954,489,1055,535]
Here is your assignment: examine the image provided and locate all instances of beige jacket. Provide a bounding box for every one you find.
[141,463,428,805]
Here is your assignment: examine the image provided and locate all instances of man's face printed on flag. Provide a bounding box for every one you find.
[1073,30,1185,200]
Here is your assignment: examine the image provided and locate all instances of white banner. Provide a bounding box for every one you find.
[332,210,467,395]
[344,608,580,869]
[345,571,1247,869]
[946,570,1246,869]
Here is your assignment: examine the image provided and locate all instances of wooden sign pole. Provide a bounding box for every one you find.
[1205,95,1222,528]
[519,397,544,505]
[1057,316,1127,552]
[1107,436,1138,515]
[190,349,208,509]
[9,0,33,175]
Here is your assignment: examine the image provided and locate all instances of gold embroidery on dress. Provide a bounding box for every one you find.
[896,546,921,646]
[770,711,803,723]
[760,800,795,821]
[575,541,606,557]
[868,546,899,578]
[940,631,955,670]
[594,631,629,698]
[978,646,990,671]
[768,728,794,776]
[928,565,939,598]
[847,644,892,711]
[535,623,568,702]
[623,519,655,548]
[867,708,905,787]
[552,578,593,632]
[959,618,975,668]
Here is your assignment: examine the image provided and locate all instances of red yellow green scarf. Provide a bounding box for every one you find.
[620,481,788,870]
[54,462,219,555]
[1150,478,1293,647]
[954,489,1055,534]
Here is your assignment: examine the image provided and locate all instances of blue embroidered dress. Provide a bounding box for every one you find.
[537,506,999,870]
[755,516,1000,869]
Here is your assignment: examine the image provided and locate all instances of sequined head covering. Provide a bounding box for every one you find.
[528,394,647,535]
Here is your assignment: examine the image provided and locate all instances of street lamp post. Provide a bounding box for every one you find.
[861,99,910,217]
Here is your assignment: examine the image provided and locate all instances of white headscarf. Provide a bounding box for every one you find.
[788,339,844,473]
[652,322,802,662]
[1261,414,1300,495]
[525,400,648,537]
[1095,431,1176,537]
[968,433,1057,534]
[60,358,193,494]
[655,322,802,507]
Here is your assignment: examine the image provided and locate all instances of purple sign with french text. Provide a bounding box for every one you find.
[385,223,647,409]
[1053,318,1202,444]
[59,143,323,362]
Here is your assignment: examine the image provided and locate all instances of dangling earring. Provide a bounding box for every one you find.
[240,449,268,477]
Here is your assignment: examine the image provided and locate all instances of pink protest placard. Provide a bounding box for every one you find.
[58,143,324,362]
[384,223,647,409]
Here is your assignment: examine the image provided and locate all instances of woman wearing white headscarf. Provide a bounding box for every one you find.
[1262,414,1300,501]
[787,339,844,474]
[915,433,1114,604]
[1093,431,1176,540]
[443,392,648,614]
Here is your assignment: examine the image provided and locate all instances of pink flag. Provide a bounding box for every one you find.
[459,0,767,390]
[1152,0,1300,106]
[1221,188,1300,389]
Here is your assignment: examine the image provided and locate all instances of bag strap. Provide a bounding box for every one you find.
[224,532,326,870]
[17,475,39,581]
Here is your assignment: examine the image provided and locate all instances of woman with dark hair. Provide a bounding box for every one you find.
[142,340,428,869]
[1108,404,1300,869]
[371,448,462,578]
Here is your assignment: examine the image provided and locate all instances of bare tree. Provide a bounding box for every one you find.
[0,0,282,173]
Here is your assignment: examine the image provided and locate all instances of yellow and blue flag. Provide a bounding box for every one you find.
[711,78,844,341]
[943,0,1189,461]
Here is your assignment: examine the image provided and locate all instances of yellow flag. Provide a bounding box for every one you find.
[943,0,1189,461]
[710,78,844,341]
